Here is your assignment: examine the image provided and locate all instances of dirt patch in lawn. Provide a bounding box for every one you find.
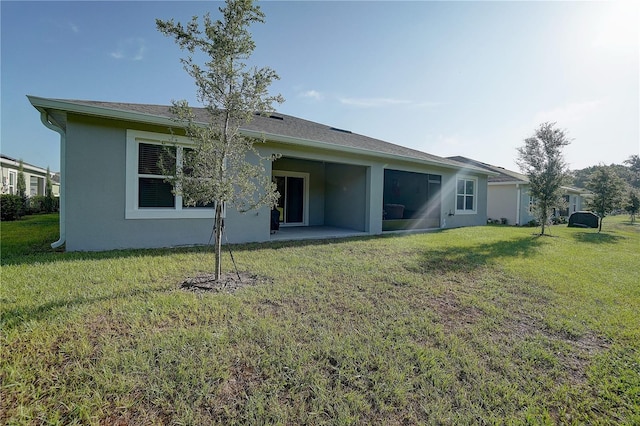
[180,272,270,293]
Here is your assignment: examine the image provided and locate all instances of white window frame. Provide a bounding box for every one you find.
[455,176,477,214]
[8,170,16,195]
[126,129,215,220]
[272,170,309,226]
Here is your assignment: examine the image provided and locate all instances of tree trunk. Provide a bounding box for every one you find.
[214,202,223,281]
[598,217,603,233]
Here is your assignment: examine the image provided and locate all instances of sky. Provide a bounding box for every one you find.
[1,0,638,173]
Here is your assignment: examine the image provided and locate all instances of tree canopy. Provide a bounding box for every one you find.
[516,122,571,235]
[586,166,625,232]
[157,0,284,280]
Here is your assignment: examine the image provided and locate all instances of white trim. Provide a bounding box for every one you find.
[125,129,215,220]
[272,170,309,226]
[455,176,478,215]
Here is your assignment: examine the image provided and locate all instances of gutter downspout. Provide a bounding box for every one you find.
[39,111,66,249]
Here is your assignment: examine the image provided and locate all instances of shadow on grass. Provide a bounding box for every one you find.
[0,286,172,331]
[1,234,383,266]
[571,232,625,244]
[412,235,543,273]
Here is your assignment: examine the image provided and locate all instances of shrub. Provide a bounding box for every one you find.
[552,216,568,225]
[0,194,25,221]
[28,195,59,214]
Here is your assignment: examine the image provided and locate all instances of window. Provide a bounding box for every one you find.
[30,176,43,196]
[456,177,476,213]
[8,170,16,195]
[126,130,215,219]
[137,143,176,208]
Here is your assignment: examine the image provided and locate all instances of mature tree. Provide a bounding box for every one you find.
[516,122,571,235]
[586,166,625,232]
[157,0,284,280]
[625,189,639,223]
[624,154,640,189]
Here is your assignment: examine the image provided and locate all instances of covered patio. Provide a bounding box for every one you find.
[269,226,369,242]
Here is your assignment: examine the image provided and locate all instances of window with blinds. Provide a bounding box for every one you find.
[137,143,176,208]
[125,129,216,220]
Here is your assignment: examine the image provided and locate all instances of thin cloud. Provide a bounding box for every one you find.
[339,97,411,108]
[339,96,440,108]
[534,100,601,125]
[300,90,324,101]
[111,38,146,61]
[69,22,79,34]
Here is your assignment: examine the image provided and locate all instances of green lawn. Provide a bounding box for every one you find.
[1,214,639,424]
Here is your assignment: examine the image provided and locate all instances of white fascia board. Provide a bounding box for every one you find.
[0,158,49,175]
[28,96,178,128]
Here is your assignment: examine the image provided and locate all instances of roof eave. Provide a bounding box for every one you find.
[28,96,495,175]
[28,95,179,129]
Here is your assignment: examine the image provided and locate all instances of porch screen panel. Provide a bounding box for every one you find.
[286,177,304,223]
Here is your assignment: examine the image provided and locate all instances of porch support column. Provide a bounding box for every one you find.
[367,164,384,235]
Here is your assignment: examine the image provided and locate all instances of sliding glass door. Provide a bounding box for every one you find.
[273,171,309,226]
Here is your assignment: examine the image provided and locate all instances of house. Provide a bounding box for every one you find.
[0,154,59,197]
[448,156,588,226]
[28,96,496,251]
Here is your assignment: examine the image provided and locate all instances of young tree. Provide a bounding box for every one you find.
[16,160,27,215]
[516,122,571,235]
[625,189,639,223]
[44,167,55,213]
[157,0,284,280]
[586,166,625,232]
[16,160,26,199]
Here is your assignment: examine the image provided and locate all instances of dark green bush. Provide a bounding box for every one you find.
[552,216,568,225]
[28,195,59,214]
[1,194,26,221]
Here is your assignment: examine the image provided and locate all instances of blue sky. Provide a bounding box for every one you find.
[2,0,638,173]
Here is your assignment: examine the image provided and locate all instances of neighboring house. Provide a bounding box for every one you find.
[448,156,588,226]
[29,96,496,251]
[0,154,59,197]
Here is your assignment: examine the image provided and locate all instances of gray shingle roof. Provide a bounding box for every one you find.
[447,156,529,184]
[42,98,484,171]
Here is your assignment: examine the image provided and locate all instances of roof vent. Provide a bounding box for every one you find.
[330,127,352,134]
[255,112,283,120]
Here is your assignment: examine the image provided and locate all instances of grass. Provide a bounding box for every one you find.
[1,214,639,424]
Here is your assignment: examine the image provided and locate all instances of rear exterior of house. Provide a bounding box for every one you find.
[30,96,492,251]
